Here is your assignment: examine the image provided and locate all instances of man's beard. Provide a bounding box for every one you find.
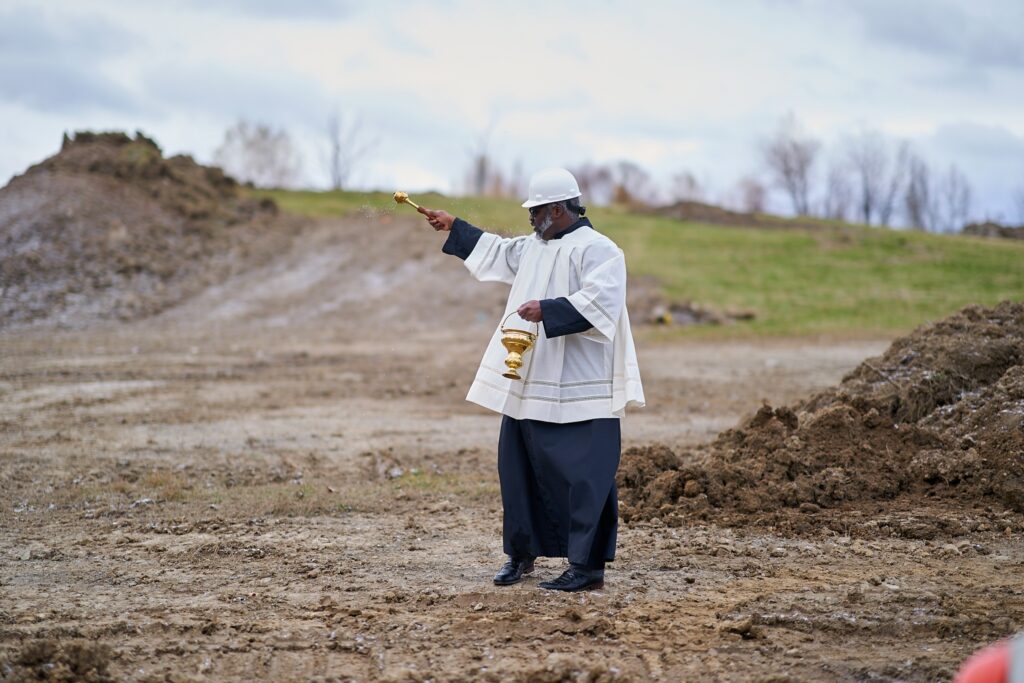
[533,214,554,237]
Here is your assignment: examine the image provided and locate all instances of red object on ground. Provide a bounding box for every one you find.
[955,642,1009,683]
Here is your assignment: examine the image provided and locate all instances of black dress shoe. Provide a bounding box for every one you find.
[493,557,535,585]
[538,567,604,592]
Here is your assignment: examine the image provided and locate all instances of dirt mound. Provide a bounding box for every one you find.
[619,301,1024,525]
[646,199,820,231]
[0,131,298,328]
[650,200,758,226]
[626,274,756,326]
[963,221,1024,240]
[1,639,113,682]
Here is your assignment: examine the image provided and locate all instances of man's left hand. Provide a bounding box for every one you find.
[517,300,543,323]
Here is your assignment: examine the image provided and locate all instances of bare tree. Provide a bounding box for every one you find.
[464,127,499,196]
[878,142,910,227]
[844,129,886,225]
[904,153,936,231]
[936,164,972,233]
[669,170,704,203]
[1014,178,1024,224]
[485,167,512,197]
[507,159,526,200]
[611,161,657,205]
[325,110,376,191]
[570,162,615,205]
[822,157,853,221]
[761,113,820,216]
[213,119,303,188]
[843,130,910,226]
[459,130,531,199]
[735,175,767,214]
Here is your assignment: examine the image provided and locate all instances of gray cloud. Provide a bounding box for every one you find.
[0,6,142,113]
[929,122,1024,160]
[181,0,356,19]
[0,59,140,112]
[847,0,1024,70]
[918,122,1024,223]
[0,6,138,59]
[351,90,467,140]
[909,64,993,92]
[791,53,842,73]
[142,62,333,130]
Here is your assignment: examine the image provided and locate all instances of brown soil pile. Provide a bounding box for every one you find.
[649,200,757,226]
[1,639,113,682]
[963,221,1024,240]
[0,131,298,328]
[646,200,821,231]
[619,301,1024,524]
[627,274,756,326]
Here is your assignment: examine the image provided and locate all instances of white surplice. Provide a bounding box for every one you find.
[461,225,645,423]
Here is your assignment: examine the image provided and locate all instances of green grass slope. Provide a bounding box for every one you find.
[258,189,1024,338]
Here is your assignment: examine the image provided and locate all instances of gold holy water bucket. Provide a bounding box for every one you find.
[499,310,538,380]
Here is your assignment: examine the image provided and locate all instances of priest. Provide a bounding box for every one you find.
[418,168,645,592]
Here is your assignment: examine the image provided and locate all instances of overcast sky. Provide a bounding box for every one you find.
[2,0,1023,220]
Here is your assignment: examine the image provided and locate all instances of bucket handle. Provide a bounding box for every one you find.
[501,309,540,333]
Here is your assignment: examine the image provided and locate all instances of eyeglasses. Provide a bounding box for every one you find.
[528,205,549,217]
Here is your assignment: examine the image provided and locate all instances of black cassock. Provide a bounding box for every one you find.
[499,415,620,569]
[444,217,620,571]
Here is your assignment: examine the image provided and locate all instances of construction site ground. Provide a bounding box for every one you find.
[3,213,1021,681]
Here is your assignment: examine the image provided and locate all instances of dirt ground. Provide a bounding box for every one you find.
[2,213,1023,682]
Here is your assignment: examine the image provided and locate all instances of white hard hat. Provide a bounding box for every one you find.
[521,167,582,208]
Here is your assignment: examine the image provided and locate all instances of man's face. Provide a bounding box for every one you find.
[529,203,556,235]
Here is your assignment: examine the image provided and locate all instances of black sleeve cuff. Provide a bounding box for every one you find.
[540,297,593,338]
[441,218,484,260]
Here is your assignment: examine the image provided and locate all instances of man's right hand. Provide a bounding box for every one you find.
[417,206,455,232]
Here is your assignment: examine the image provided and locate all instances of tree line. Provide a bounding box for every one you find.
[760,113,974,232]
[211,113,1024,233]
[212,112,375,194]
